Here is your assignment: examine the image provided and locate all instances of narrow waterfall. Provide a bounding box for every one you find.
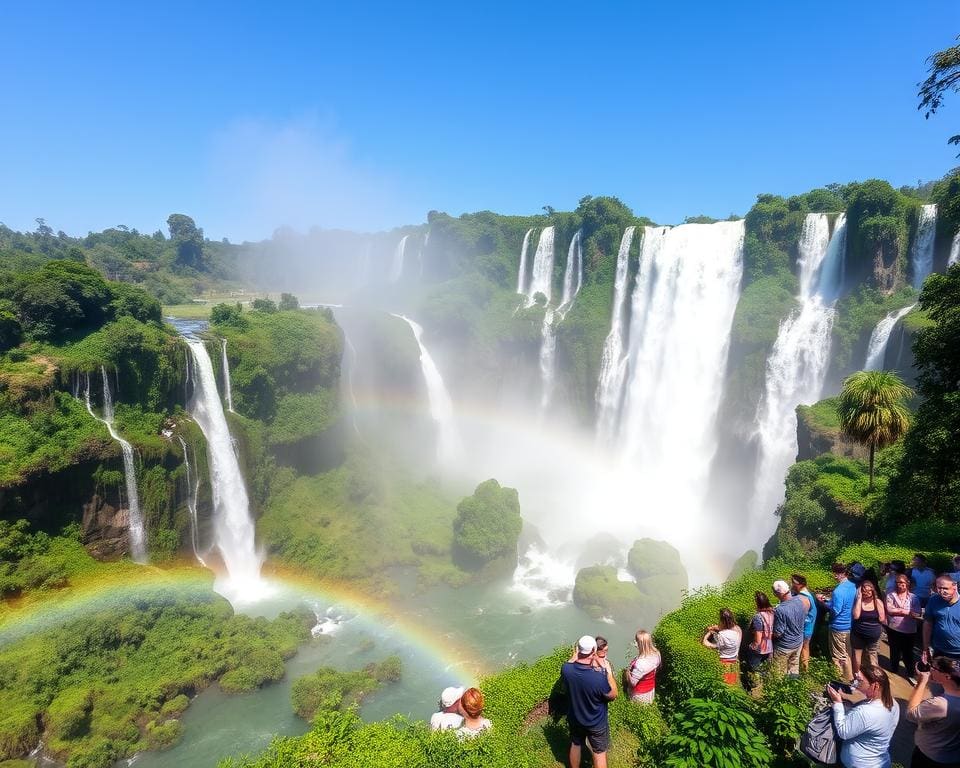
[186,338,264,599]
[342,331,361,436]
[177,435,205,565]
[526,226,555,306]
[616,221,744,535]
[419,229,430,277]
[82,369,147,563]
[949,231,960,267]
[865,304,916,370]
[595,226,637,442]
[538,230,584,411]
[220,339,234,413]
[516,228,533,295]
[749,213,847,540]
[911,204,938,288]
[560,230,583,308]
[394,315,460,465]
[389,234,409,282]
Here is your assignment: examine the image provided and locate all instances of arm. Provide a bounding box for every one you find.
[602,660,618,701]
[831,701,870,740]
[906,671,932,719]
[875,596,886,624]
[702,631,717,649]
[923,619,933,661]
[885,594,904,617]
[852,590,862,620]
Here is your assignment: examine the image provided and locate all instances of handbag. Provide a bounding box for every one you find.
[800,705,840,765]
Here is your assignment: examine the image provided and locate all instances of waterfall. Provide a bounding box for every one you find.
[342,330,361,436]
[185,338,264,599]
[595,226,637,442]
[949,231,960,267]
[864,304,916,370]
[220,339,234,413]
[516,228,533,295]
[177,435,205,565]
[394,315,460,465]
[560,230,583,308]
[616,221,744,533]
[82,369,147,563]
[749,213,847,540]
[526,226,555,306]
[389,235,409,282]
[510,545,575,607]
[537,231,584,411]
[911,204,938,288]
[419,229,429,277]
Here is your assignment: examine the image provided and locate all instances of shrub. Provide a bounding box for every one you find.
[658,695,772,768]
[452,479,522,568]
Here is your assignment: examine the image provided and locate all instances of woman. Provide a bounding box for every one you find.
[594,636,609,670]
[852,580,886,675]
[626,629,661,703]
[885,572,920,680]
[702,608,741,685]
[456,687,492,739]
[747,591,774,671]
[827,664,899,768]
[906,656,960,767]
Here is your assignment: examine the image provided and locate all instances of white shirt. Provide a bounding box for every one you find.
[832,699,899,768]
[430,711,463,731]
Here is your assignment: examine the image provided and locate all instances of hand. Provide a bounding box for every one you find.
[916,669,932,686]
[825,684,843,704]
[921,648,930,664]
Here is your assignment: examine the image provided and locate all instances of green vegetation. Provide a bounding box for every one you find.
[290,656,401,720]
[452,479,522,570]
[830,284,916,375]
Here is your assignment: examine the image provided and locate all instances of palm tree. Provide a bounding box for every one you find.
[836,371,913,491]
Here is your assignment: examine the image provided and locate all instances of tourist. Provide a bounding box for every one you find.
[561,635,618,768]
[702,608,742,685]
[625,629,660,704]
[885,572,920,681]
[817,562,857,681]
[906,656,960,768]
[430,686,465,731]
[913,554,937,609]
[851,580,886,676]
[881,560,906,596]
[595,635,609,670]
[791,574,817,671]
[922,574,960,662]
[948,555,960,586]
[746,591,774,672]
[772,580,806,676]
[456,687,492,739]
[827,664,899,768]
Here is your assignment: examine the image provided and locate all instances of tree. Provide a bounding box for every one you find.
[278,293,299,311]
[452,479,522,568]
[166,213,205,270]
[836,370,912,490]
[252,298,277,313]
[918,35,960,151]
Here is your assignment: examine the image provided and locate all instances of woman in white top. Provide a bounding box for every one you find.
[827,664,899,768]
[456,687,492,739]
[702,608,742,685]
[626,629,661,703]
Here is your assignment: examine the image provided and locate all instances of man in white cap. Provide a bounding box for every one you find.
[429,686,464,731]
[561,635,618,768]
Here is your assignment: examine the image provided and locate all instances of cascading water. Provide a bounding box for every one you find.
[749,213,847,541]
[538,231,583,411]
[864,304,916,370]
[560,230,583,308]
[949,231,960,267]
[389,235,409,282]
[911,204,937,288]
[526,226,555,306]
[615,222,744,546]
[595,226,637,442]
[186,338,265,600]
[177,435,205,565]
[516,228,533,295]
[220,339,234,413]
[394,315,460,465]
[510,545,576,607]
[82,369,147,563]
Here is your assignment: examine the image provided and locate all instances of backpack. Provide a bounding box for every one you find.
[800,706,840,765]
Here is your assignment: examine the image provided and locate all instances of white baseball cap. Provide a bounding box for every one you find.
[577,635,597,655]
[440,686,464,708]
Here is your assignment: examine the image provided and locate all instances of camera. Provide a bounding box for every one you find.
[828,681,853,694]
[917,660,931,673]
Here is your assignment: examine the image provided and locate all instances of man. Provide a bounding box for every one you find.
[429,686,464,731]
[561,635,618,768]
[772,580,806,676]
[922,574,960,661]
[817,562,857,680]
[791,573,816,672]
[912,553,937,608]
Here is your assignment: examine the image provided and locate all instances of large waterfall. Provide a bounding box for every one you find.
[538,230,583,411]
[394,315,460,465]
[615,221,744,538]
[186,338,264,599]
[177,435,205,565]
[82,369,147,563]
[911,204,938,288]
[749,213,847,540]
[220,339,235,413]
[865,304,916,370]
[526,226,555,306]
[595,226,637,442]
[389,235,409,282]
[516,228,533,295]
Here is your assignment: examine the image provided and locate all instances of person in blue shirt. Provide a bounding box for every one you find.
[561,635,618,768]
[791,573,817,672]
[827,664,899,768]
[816,562,857,681]
[922,574,960,662]
[912,554,937,609]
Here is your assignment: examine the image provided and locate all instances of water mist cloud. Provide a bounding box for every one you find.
[203,115,424,241]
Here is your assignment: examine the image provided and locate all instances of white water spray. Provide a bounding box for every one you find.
[390,235,409,282]
[220,339,234,413]
[911,204,937,288]
[949,231,960,267]
[749,213,847,541]
[186,338,265,601]
[516,228,533,295]
[864,304,916,371]
[510,545,576,607]
[394,315,460,465]
[538,231,584,411]
[595,226,637,442]
[560,230,583,308]
[177,436,205,565]
[526,227,555,306]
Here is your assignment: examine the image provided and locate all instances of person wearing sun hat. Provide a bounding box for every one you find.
[429,685,464,731]
[561,635,618,768]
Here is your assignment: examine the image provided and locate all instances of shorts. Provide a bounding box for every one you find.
[569,718,610,753]
[851,633,880,652]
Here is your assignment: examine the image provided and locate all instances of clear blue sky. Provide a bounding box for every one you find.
[1,1,958,241]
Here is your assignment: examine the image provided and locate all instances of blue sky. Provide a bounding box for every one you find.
[1,1,958,241]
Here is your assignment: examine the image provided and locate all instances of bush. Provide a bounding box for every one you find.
[290,658,402,721]
[658,695,772,768]
[452,479,522,568]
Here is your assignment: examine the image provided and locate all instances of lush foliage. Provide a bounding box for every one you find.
[452,479,522,569]
[290,656,401,720]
